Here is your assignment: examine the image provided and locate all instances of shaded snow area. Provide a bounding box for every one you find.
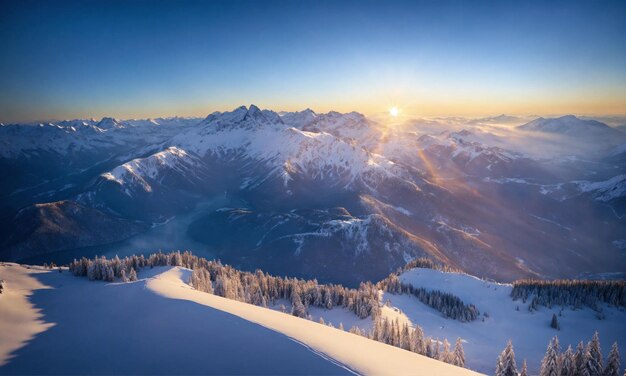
[381,268,626,375]
[575,174,626,202]
[0,264,479,376]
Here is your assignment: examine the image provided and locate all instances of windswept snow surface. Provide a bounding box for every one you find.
[0,263,479,375]
[382,268,626,375]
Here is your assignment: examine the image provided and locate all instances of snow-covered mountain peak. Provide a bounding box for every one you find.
[517,115,617,136]
[200,105,284,130]
[280,108,318,128]
[96,117,126,130]
[101,146,199,196]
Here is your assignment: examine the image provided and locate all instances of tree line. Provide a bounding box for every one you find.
[400,257,461,273]
[511,279,625,312]
[357,316,466,367]
[379,273,480,322]
[69,251,380,319]
[495,332,623,376]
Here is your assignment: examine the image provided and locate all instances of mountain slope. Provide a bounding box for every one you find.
[382,267,626,374]
[0,263,480,375]
[0,201,148,261]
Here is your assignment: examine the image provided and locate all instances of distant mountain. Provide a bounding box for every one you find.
[518,115,625,139]
[469,114,526,125]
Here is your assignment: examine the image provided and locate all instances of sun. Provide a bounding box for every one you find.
[389,106,399,117]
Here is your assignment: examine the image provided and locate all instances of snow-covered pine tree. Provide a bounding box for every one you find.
[412,325,426,355]
[120,269,128,283]
[588,332,604,373]
[495,340,518,376]
[291,290,307,318]
[441,339,452,363]
[425,337,434,358]
[560,345,575,376]
[453,338,465,367]
[129,267,138,282]
[575,341,586,374]
[432,339,440,360]
[399,324,410,350]
[520,360,528,376]
[582,344,603,376]
[213,275,226,297]
[540,336,560,376]
[604,342,621,376]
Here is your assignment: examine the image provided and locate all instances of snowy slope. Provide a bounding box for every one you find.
[0,263,480,375]
[575,175,626,202]
[101,147,201,196]
[381,268,626,375]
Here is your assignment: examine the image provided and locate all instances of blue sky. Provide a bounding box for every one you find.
[1,0,625,122]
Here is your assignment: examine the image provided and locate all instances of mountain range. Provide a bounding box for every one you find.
[1,107,625,285]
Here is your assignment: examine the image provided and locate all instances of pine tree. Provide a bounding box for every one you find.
[453,338,465,367]
[412,325,426,355]
[520,360,528,376]
[399,324,410,350]
[441,339,451,363]
[604,342,621,376]
[432,339,440,360]
[587,332,603,375]
[540,336,560,376]
[551,313,560,330]
[560,345,575,376]
[576,341,586,374]
[120,269,128,282]
[129,267,138,282]
[495,340,518,376]
[583,345,603,376]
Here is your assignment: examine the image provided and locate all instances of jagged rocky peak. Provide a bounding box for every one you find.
[96,117,126,130]
[279,108,318,128]
[201,105,284,130]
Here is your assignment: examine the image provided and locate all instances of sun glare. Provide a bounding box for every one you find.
[389,107,399,117]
